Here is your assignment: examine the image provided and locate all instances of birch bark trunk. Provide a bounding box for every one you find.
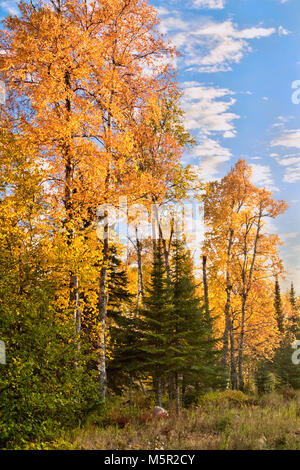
[98,216,109,402]
[222,229,234,376]
[237,209,262,391]
[63,67,81,354]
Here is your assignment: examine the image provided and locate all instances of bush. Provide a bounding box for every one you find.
[199,390,252,408]
[0,292,101,449]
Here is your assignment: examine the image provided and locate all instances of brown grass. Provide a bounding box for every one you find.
[44,390,300,450]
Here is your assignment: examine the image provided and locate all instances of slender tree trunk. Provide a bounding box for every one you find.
[168,375,175,401]
[70,274,81,352]
[97,82,114,401]
[152,201,174,278]
[161,236,171,278]
[129,375,133,411]
[229,319,238,390]
[222,287,232,370]
[222,229,234,379]
[135,228,144,310]
[175,372,180,414]
[63,68,81,354]
[238,211,262,391]
[98,216,109,403]
[139,378,146,395]
[202,255,210,322]
[156,376,162,407]
[238,298,246,391]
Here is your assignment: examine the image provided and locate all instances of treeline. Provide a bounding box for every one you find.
[0,0,300,450]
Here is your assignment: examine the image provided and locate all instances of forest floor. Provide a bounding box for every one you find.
[38,389,300,450]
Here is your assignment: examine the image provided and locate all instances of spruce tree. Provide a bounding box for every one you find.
[289,283,299,334]
[105,247,139,395]
[106,246,134,321]
[272,283,300,390]
[170,239,223,407]
[274,279,284,334]
[138,240,174,407]
[290,283,297,311]
[272,337,300,390]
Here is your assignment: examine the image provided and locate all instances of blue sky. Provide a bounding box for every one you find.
[0,0,299,291]
[150,0,300,291]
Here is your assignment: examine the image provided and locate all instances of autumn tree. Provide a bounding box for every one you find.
[204,160,287,390]
[0,0,183,400]
[0,130,99,448]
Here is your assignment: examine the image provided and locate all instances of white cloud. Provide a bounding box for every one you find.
[182,82,239,137]
[192,0,225,8]
[272,129,300,148]
[280,232,299,240]
[182,82,239,179]
[0,1,18,14]
[250,164,279,192]
[159,16,276,73]
[192,138,232,181]
[271,130,300,182]
[283,166,300,183]
[278,25,290,36]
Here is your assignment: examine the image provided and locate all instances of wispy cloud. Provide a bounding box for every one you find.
[271,129,300,182]
[159,14,277,73]
[272,129,300,148]
[250,164,279,192]
[192,0,225,9]
[0,1,18,14]
[278,25,290,36]
[182,82,239,180]
[192,138,232,181]
[182,82,239,136]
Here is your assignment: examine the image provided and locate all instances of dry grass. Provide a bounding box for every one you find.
[46,390,300,450]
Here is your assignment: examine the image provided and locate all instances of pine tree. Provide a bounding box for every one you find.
[106,247,134,321]
[290,283,297,311]
[272,337,300,390]
[254,360,274,395]
[106,247,140,398]
[138,240,175,407]
[272,283,300,390]
[274,279,284,334]
[289,283,299,334]
[170,239,223,407]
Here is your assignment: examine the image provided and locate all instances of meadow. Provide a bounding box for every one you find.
[30,390,300,451]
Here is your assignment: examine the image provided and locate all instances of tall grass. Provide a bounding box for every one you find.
[31,390,300,450]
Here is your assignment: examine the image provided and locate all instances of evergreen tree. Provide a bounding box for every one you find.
[272,337,300,390]
[272,283,300,390]
[106,247,134,321]
[106,247,141,397]
[254,360,275,395]
[290,283,297,311]
[274,279,285,333]
[170,239,223,407]
[138,240,175,406]
[289,283,299,334]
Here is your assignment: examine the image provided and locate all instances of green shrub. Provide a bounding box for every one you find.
[199,390,252,408]
[0,292,101,449]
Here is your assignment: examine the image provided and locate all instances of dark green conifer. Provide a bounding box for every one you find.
[274,278,284,334]
[138,240,174,406]
[170,239,222,406]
